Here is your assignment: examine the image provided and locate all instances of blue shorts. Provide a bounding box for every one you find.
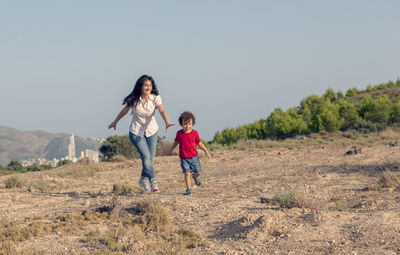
[180,156,202,174]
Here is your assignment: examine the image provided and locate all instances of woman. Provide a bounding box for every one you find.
[108,75,174,192]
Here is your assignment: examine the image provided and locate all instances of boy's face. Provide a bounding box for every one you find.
[182,118,193,133]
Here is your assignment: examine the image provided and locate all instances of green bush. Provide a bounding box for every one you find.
[272,190,300,208]
[99,135,139,161]
[353,120,380,133]
[57,159,72,167]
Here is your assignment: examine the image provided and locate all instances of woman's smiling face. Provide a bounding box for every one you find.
[142,79,153,96]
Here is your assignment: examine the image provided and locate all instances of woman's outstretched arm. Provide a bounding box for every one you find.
[157,104,174,132]
[108,105,130,130]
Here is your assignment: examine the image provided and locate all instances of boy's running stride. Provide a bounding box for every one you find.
[167,111,211,195]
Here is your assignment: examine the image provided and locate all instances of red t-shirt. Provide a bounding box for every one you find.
[174,129,201,159]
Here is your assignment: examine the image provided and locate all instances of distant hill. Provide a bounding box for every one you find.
[0,126,102,166]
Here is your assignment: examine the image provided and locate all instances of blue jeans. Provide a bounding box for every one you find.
[129,131,158,180]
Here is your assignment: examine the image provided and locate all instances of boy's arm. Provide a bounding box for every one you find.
[166,141,179,155]
[198,141,212,159]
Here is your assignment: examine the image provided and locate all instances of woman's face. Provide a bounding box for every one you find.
[142,80,153,96]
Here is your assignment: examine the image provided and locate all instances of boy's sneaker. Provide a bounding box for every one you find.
[150,179,159,192]
[192,173,201,186]
[139,177,150,192]
[184,189,192,195]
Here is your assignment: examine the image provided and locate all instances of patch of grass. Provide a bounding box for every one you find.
[377,169,400,191]
[329,201,344,212]
[133,201,172,233]
[0,240,16,255]
[4,174,26,188]
[328,195,345,211]
[29,177,50,193]
[0,200,207,254]
[58,165,102,178]
[112,183,138,195]
[0,169,15,177]
[272,190,300,208]
[178,228,209,248]
[110,154,128,162]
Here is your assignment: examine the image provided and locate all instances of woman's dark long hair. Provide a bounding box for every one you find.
[123,75,159,107]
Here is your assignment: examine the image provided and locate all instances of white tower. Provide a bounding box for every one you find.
[68,134,76,159]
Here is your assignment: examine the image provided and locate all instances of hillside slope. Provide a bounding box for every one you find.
[0,126,101,166]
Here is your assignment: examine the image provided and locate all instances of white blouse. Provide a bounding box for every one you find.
[129,94,162,137]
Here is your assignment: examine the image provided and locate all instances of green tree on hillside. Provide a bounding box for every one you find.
[360,95,392,125]
[243,119,268,140]
[338,100,361,130]
[346,87,359,97]
[389,102,400,124]
[266,108,308,139]
[323,88,336,103]
[299,95,343,132]
[7,160,23,171]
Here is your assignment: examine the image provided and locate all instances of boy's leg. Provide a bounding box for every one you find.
[189,156,202,186]
[184,172,191,190]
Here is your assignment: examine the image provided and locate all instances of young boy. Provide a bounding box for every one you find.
[167,111,211,195]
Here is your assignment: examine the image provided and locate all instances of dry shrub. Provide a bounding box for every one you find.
[29,177,50,193]
[110,154,128,162]
[132,200,172,233]
[0,218,52,243]
[377,169,400,191]
[78,157,91,165]
[0,240,17,254]
[112,183,137,195]
[178,228,209,248]
[379,127,399,140]
[0,200,207,254]
[4,175,26,189]
[58,164,102,178]
[84,200,207,254]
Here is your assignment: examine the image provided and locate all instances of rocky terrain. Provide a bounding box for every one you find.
[1,130,400,254]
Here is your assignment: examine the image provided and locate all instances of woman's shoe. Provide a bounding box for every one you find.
[150,179,159,192]
[139,177,150,192]
[184,189,192,195]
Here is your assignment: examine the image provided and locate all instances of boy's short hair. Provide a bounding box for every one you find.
[179,111,196,126]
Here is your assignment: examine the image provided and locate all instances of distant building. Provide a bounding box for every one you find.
[21,159,36,167]
[68,134,76,159]
[52,158,59,168]
[85,149,100,163]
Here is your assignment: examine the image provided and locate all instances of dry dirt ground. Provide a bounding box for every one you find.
[1,134,400,254]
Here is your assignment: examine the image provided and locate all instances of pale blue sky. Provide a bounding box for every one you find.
[1,1,400,140]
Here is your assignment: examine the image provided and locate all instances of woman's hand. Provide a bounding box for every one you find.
[108,105,130,131]
[166,123,175,133]
[108,121,117,130]
[158,104,174,133]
